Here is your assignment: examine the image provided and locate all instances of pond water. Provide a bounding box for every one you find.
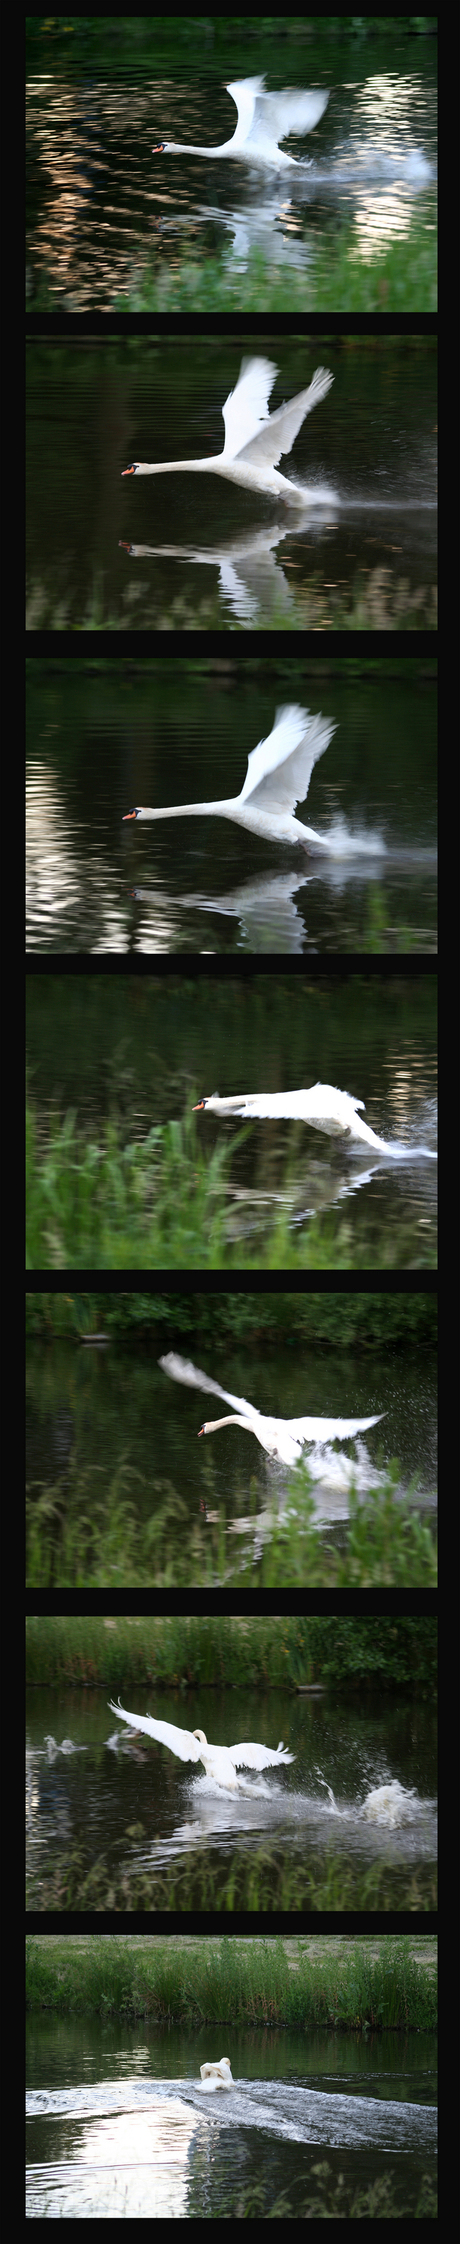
[26,25,437,312]
[26,339,437,633]
[26,1331,437,1569]
[26,662,437,955]
[26,2017,436,2216]
[26,971,438,1268]
[26,1683,437,1912]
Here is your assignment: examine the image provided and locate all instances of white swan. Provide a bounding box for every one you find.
[107,1700,294,1791]
[199,2058,234,2091]
[153,75,329,169]
[123,704,336,846]
[192,1086,437,1158]
[122,356,333,505]
[159,1352,383,1468]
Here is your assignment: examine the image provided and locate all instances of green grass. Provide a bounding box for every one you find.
[26,1101,437,1271]
[26,1933,437,2023]
[30,219,437,316]
[25,1613,437,1691]
[26,1457,436,1587]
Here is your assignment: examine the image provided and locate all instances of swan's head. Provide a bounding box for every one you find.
[193,1095,219,1110]
[193,1728,208,1747]
[198,1422,209,1437]
[122,464,141,476]
[122,807,142,819]
[152,141,171,154]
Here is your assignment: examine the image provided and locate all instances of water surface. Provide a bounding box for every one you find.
[26,662,437,954]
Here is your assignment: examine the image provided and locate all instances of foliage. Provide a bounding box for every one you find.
[26,1288,436,1348]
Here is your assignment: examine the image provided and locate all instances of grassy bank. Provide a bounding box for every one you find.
[26,1613,437,1693]
[26,1933,437,2026]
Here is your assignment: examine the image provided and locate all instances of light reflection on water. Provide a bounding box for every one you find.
[26,2035,437,2218]
[26,50,437,311]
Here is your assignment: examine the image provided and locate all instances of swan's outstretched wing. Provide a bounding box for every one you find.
[286,1411,384,1442]
[159,1351,260,1423]
[240,705,335,815]
[226,77,265,141]
[107,1699,202,1762]
[236,368,333,469]
[229,1739,294,1770]
[257,87,329,139]
[222,358,277,459]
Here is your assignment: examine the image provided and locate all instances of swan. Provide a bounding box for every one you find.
[152,75,329,169]
[159,1352,383,1468]
[123,704,336,847]
[107,1699,294,1791]
[122,356,333,504]
[192,1086,437,1158]
[199,2058,234,2091]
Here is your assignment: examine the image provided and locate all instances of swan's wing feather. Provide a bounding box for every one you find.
[236,367,333,468]
[222,358,278,459]
[240,705,335,813]
[226,76,266,141]
[229,1740,295,1769]
[286,1412,384,1443]
[258,89,329,138]
[107,1700,201,1761]
[159,1351,259,1422]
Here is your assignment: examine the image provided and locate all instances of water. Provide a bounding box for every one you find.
[27,1331,437,1546]
[26,28,437,311]
[26,969,438,1267]
[26,2012,436,2216]
[26,1674,437,1901]
[26,663,437,955]
[26,339,437,633]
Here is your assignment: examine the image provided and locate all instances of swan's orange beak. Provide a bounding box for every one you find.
[193,1099,206,1109]
[152,143,166,152]
[122,465,136,476]
[198,1425,205,1437]
[123,809,138,820]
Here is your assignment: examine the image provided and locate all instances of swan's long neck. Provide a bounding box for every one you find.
[167,142,232,157]
[201,1415,252,1434]
[128,457,220,475]
[134,797,237,822]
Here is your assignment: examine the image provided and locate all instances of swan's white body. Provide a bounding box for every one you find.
[153,75,329,170]
[199,2058,234,2091]
[107,1700,294,1790]
[123,704,335,846]
[193,1084,396,1154]
[122,356,333,504]
[159,1352,383,1468]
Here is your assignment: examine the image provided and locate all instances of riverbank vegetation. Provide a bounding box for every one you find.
[26,1612,437,1693]
[26,1933,437,2028]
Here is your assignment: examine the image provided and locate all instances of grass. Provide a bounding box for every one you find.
[26,1458,437,1588]
[25,1613,437,1691]
[26,1933,437,2025]
[30,219,437,316]
[26,1101,437,1271]
[27,1834,437,1915]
